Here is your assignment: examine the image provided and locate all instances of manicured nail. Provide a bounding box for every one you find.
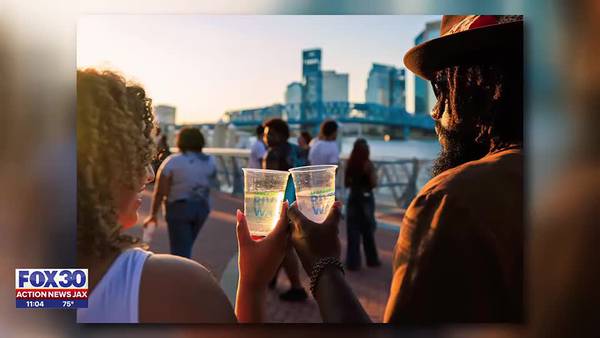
[236,209,243,222]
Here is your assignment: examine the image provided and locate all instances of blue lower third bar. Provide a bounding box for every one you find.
[16,299,88,309]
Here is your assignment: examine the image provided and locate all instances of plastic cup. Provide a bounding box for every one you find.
[242,168,290,236]
[289,165,337,223]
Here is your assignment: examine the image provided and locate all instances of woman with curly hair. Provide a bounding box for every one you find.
[77,69,289,323]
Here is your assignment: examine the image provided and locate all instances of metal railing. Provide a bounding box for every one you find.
[194,147,431,209]
[337,157,431,209]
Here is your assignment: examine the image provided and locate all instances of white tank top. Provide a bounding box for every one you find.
[77,248,152,323]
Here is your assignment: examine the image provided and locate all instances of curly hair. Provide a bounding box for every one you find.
[77,69,155,258]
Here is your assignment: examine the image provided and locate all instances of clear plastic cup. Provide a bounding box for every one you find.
[242,168,290,236]
[289,165,337,224]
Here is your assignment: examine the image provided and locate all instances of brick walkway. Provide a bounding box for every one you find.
[127,189,400,323]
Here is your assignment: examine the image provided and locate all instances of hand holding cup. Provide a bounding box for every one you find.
[236,201,290,289]
[287,200,342,274]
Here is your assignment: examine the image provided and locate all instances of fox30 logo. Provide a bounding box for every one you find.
[15,269,88,309]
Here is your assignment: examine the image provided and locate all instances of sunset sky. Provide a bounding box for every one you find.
[78,15,439,124]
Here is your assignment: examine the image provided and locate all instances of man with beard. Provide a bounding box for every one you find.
[285,15,524,323]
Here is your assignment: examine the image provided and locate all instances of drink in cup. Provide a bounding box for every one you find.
[242,168,290,237]
[289,165,337,224]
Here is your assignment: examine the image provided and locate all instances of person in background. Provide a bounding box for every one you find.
[157,133,170,159]
[144,127,214,259]
[150,127,171,177]
[77,68,288,323]
[262,118,308,302]
[308,120,339,166]
[297,130,312,165]
[344,138,380,270]
[248,125,267,169]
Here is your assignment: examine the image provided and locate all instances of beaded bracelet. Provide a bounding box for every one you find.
[309,257,345,297]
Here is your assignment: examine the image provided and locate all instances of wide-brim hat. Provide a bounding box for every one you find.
[404,15,524,80]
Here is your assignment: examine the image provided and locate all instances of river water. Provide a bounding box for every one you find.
[338,138,440,208]
[340,138,440,160]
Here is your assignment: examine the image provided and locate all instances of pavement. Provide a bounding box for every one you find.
[126,188,402,323]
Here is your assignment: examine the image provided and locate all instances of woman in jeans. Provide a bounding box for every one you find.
[144,127,215,258]
[344,138,381,270]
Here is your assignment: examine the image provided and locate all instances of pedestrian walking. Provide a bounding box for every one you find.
[145,127,216,258]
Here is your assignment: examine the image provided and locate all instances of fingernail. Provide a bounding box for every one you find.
[236,209,242,221]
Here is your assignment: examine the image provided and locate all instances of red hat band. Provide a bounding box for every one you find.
[445,15,523,36]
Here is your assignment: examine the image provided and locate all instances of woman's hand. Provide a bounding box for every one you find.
[236,201,290,289]
[287,201,342,274]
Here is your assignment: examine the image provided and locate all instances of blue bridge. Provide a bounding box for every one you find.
[223,102,435,132]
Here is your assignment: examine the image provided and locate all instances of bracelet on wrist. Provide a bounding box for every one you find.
[309,257,344,297]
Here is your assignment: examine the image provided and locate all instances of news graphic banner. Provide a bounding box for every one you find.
[16,269,88,309]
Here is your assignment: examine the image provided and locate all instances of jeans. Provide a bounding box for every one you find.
[165,198,210,258]
[346,190,380,268]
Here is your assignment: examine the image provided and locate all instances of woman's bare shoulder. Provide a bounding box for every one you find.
[143,253,211,276]
[138,254,236,323]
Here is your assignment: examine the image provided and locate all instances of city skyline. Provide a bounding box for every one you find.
[78,15,440,124]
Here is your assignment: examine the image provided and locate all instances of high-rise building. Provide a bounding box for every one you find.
[365,63,405,108]
[412,20,441,115]
[302,49,322,105]
[285,82,303,105]
[366,63,392,105]
[154,104,177,146]
[301,49,323,122]
[322,70,349,102]
[296,49,348,124]
[154,104,176,125]
[390,68,406,108]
